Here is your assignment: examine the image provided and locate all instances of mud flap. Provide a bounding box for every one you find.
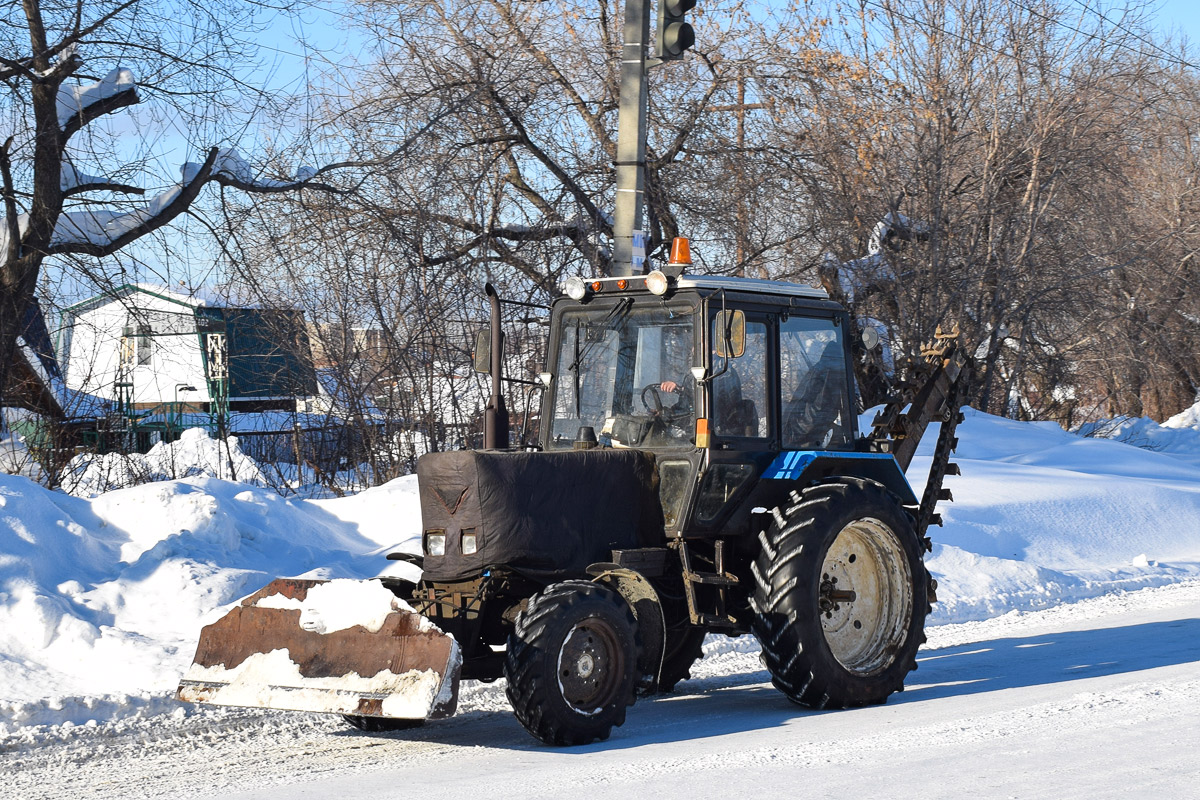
[176,578,461,721]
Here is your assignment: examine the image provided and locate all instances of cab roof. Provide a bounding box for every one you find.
[674,274,828,300]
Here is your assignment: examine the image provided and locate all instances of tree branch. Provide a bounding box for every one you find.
[487,88,609,235]
[45,147,220,257]
[60,79,139,140]
[0,138,20,263]
[62,181,145,197]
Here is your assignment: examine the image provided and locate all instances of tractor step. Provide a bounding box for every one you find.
[677,541,742,628]
[683,570,739,586]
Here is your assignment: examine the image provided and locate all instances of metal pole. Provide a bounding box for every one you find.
[612,0,650,277]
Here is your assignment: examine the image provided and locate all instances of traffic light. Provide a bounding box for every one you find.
[656,0,696,61]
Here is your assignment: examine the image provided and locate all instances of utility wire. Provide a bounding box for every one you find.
[1065,0,1199,70]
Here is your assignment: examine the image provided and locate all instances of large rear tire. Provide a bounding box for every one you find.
[657,626,707,692]
[505,580,640,746]
[751,478,928,708]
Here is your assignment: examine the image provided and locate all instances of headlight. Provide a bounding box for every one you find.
[423,530,446,557]
[564,276,587,300]
[462,530,478,555]
[645,269,669,296]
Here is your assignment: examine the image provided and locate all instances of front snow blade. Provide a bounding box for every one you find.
[176,578,461,721]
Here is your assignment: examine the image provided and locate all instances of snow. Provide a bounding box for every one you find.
[913,409,1200,620]
[184,148,316,189]
[56,67,136,128]
[0,465,419,728]
[60,162,119,193]
[60,428,268,497]
[2,405,1200,790]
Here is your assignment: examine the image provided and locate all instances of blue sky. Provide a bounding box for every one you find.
[261,1,1200,78]
[1155,0,1200,43]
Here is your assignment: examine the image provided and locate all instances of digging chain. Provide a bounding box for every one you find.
[867,325,970,545]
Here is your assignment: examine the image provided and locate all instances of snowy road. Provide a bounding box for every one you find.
[7,581,1200,800]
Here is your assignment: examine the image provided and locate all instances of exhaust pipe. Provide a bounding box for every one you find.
[483,283,510,450]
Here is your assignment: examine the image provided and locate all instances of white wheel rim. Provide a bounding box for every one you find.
[819,518,913,676]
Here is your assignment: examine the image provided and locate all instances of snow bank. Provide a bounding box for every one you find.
[60,428,267,497]
[910,409,1200,621]
[0,472,421,737]
[1076,412,1200,469]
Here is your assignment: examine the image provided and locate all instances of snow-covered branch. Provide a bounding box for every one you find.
[1,148,332,258]
[58,67,139,138]
[200,149,338,194]
[60,162,144,197]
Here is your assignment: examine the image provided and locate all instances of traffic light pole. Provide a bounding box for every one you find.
[612,0,650,278]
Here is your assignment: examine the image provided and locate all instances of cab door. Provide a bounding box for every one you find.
[778,314,855,451]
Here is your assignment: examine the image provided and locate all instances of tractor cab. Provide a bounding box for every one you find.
[540,268,862,536]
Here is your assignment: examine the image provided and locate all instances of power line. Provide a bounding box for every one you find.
[1065,0,1199,71]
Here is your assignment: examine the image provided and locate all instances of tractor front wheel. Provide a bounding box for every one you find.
[505,580,641,745]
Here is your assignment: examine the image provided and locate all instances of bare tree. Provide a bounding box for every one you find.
[774,0,1199,419]
[0,0,343,413]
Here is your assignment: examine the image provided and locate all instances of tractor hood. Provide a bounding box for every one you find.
[416,449,663,582]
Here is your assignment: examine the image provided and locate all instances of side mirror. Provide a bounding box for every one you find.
[472,329,491,374]
[714,310,746,359]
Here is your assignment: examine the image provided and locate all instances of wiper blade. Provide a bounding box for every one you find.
[567,298,632,373]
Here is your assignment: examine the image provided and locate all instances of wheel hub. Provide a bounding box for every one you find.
[557,620,624,713]
[819,518,913,676]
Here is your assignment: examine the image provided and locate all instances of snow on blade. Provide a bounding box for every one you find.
[180,648,448,718]
[256,579,405,635]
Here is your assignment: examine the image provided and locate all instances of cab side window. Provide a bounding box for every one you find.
[712,319,768,438]
[780,317,851,449]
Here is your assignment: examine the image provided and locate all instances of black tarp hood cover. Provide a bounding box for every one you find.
[416,449,662,582]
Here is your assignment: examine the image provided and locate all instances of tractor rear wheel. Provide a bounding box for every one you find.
[657,626,707,692]
[505,580,641,746]
[751,478,928,708]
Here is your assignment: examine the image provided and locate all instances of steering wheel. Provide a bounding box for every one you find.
[641,382,690,425]
[640,383,667,417]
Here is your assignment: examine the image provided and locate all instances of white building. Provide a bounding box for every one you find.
[55,284,317,418]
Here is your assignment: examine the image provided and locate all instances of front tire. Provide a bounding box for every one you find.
[751,478,928,708]
[505,580,641,746]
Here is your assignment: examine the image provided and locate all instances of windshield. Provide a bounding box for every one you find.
[549,301,695,449]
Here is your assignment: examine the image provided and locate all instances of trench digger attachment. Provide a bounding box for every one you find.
[176,577,461,722]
